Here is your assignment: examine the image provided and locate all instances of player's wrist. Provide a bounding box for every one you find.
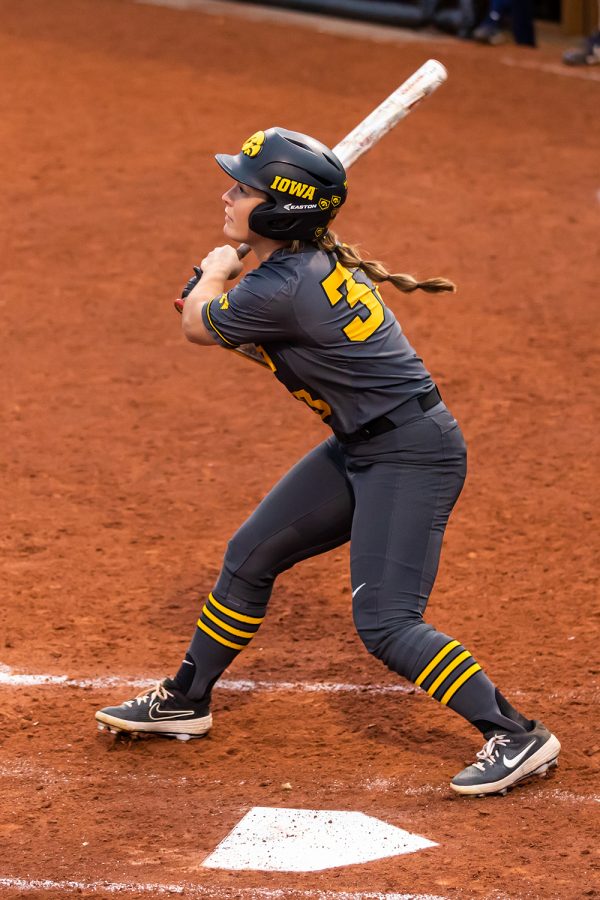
[187,272,227,301]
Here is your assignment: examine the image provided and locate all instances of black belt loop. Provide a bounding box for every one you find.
[418,384,442,413]
[335,386,442,444]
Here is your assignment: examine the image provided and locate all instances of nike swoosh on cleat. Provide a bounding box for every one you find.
[352,583,367,598]
[148,703,197,720]
[503,740,537,769]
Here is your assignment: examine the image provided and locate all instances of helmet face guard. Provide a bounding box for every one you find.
[215,127,347,241]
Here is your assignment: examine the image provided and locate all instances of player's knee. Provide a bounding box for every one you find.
[354,609,424,677]
[218,527,282,602]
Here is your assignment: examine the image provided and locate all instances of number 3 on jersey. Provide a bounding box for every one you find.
[321,262,385,342]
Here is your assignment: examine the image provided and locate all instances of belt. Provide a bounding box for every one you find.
[334,386,442,444]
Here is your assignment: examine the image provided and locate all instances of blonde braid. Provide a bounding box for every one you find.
[291,231,455,294]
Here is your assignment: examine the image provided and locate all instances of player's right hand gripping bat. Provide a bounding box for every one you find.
[175,58,448,367]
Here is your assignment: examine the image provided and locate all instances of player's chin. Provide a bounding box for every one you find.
[223,220,246,243]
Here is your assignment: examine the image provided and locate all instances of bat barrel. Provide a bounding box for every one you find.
[333,59,447,170]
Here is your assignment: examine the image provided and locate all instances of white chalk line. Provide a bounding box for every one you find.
[0,664,416,696]
[501,55,600,81]
[0,878,447,899]
[1,664,596,703]
[531,788,600,804]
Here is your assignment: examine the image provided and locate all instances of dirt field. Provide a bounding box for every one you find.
[1,0,599,897]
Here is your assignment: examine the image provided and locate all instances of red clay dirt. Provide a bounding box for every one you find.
[1,0,599,897]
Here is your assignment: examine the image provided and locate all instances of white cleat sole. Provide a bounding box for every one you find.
[97,723,120,735]
[95,712,212,740]
[481,757,559,797]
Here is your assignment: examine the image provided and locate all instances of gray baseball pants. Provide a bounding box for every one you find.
[181,399,531,736]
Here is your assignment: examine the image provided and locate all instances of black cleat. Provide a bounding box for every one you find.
[95,679,212,741]
[450,721,560,796]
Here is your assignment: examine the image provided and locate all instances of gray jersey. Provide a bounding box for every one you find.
[201,245,433,434]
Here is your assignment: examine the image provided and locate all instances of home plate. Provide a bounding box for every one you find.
[202,807,437,872]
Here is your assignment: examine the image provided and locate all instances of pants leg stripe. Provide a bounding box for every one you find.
[440,662,482,706]
[414,639,460,687]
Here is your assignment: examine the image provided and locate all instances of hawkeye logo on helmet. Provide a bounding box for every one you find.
[270,175,316,201]
[241,131,265,158]
[318,198,331,210]
[331,195,342,207]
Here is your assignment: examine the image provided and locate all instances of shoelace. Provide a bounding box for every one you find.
[472,733,511,771]
[122,681,172,709]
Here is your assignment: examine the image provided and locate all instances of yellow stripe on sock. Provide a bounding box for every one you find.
[426,650,472,697]
[440,663,482,706]
[208,592,264,625]
[196,618,245,650]
[202,605,255,639]
[414,640,460,687]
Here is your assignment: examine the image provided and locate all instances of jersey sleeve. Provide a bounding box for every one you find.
[201,261,297,348]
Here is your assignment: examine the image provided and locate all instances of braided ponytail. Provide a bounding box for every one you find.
[291,231,455,295]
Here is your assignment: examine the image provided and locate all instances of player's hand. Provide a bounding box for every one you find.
[200,245,243,280]
[174,244,248,314]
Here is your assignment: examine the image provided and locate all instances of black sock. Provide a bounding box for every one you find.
[172,593,266,702]
[494,688,534,731]
[172,652,196,694]
[410,634,535,736]
[472,691,534,736]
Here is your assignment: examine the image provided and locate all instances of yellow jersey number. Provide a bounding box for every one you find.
[292,389,332,421]
[321,262,385,342]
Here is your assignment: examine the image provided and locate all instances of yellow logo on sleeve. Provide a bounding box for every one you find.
[241,131,265,157]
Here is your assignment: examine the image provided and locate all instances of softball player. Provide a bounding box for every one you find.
[96,127,560,796]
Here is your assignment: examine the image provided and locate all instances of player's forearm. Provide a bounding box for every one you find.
[181,274,227,345]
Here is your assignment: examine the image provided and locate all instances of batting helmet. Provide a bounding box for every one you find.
[215,127,347,241]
